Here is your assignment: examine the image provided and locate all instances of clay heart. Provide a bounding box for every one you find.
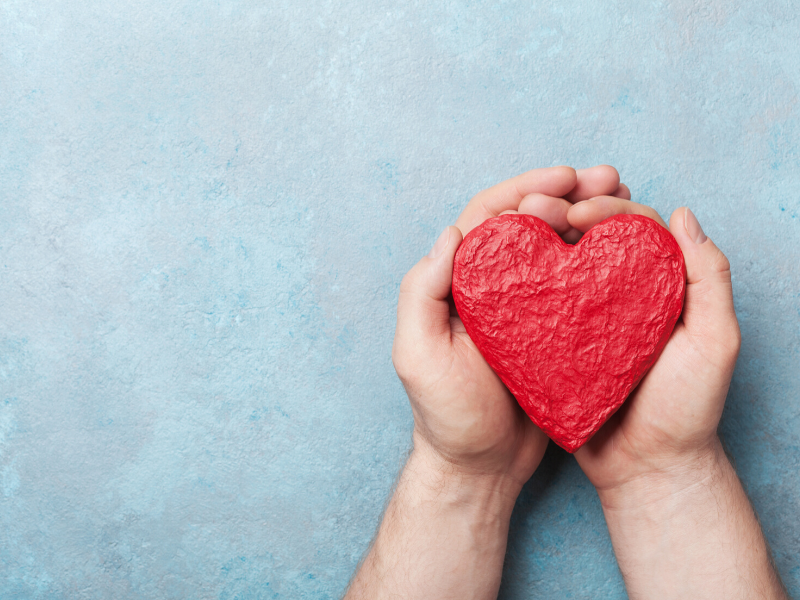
[452,214,685,453]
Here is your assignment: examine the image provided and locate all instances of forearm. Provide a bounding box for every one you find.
[344,438,521,600]
[599,438,787,600]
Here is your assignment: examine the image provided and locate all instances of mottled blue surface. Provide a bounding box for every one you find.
[1,1,798,598]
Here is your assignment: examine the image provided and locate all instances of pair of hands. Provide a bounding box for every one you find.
[348,165,783,600]
[392,165,741,507]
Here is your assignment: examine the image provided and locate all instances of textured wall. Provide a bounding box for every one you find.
[1,1,798,598]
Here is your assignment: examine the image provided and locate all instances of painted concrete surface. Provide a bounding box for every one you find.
[1,1,798,598]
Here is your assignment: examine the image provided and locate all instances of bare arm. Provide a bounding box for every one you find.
[543,197,789,599]
[600,441,787,599]
[345,439,521,600]
[345,165,626,599]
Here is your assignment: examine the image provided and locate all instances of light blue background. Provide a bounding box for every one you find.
[2,1,798,598]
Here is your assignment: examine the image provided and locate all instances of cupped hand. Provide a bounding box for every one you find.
[392,165,627,491]
[551,196,742,501]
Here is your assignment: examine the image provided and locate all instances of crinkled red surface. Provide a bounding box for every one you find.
[452,214,686,452]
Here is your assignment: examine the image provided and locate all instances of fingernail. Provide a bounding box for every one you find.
[684,208,707,244]
[428,227,450,259]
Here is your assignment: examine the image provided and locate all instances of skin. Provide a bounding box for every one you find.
[344,166,788,600]
[567,199,789,599]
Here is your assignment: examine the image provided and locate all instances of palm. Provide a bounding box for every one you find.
[403,311,546,483]
[576,298,734,490]
[439,316,546,477]
[396,166,631,484]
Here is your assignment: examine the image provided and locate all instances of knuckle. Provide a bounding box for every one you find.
[399,266,423,296]
[709,247,732,275]
[711,316,741,365]
[391,343,412,381]
[392,335,429,384]
[725,322,742,356]
[399,271,414,295]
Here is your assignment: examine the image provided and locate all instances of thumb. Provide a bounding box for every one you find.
[669,207,741,352]
[395,226,463,349]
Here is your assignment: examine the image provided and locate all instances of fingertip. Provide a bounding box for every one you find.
[667,208,737,343]
[432,225,463,261]
[430,224,463,308]
[445,225,464,262]
[668,209,693,269]
[673,205,734,276]
[562,228,582,244]
[669,207,700,248]
[566,197,613,232]
[684,208,707,245]
[551,164,578,183]
[396,228,463,349]
[593,164,621,184]
[546,165,579,197]
[518,193,572,234]
[567,201,588,232]
[565,165,621,203]
[567,195,668,233]
[669,207,727,276]
[449,224,464,246]
[456,166,580,235]
[404,226,464,302]
[613,183,631,200]
[427,227,451,259]
[512,165,578,199]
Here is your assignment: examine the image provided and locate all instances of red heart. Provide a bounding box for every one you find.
[452,214,685,453]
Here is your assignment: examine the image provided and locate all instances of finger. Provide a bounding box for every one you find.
[562,228,583,244]
[517,193,583,243]
[563,165,621,203]
[499,209,518,215]
[669,208,740,353]
[567,196,668,233]
[612,183,631,200]
[396,226,464,344]
[518,193,571,233]
[455,166,577,235]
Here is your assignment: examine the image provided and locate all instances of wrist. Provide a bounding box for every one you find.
[408,433,523,522]
[594,437,787,598]
[348,434,522,599]
[596,436,729,514]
